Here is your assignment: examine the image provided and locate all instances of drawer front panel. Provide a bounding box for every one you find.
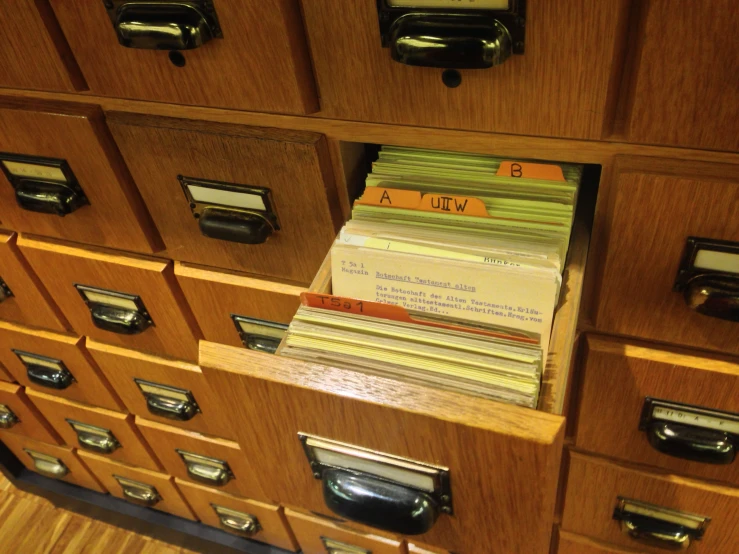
[595,158,739,355]
[49,1,317,114]
[108,114,339,283]
[201,342,566,554]
[136,418,264,500]
[175,263,303,349]
[87,341,234,440]
[0,321,122,410]
[1,433,104,492]
[27,389,160,471]
[78,451,196,520]
[0,101,159,252]
[557,531,641,554]
[177,479,298,551]
[576,336,739,485]
[0,231,68,332]
[0,364,14,383]
[18,236,202,362]
[0,381,62,444]
[562,452,739,554]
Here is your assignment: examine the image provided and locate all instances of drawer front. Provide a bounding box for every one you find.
[49,1,317,114]
[557,531,640,554]
[284,509,403,554]
[624,1,739,151]
[302,0,628,138]
[87,340,235,440]
[0,364,13,383]
[108,114,340,283]
[0,321,122,411]
[18,236,202,362]
[78,451,196,520]
[27,389,160,471]
[407,542,450,554]
[576,336,739,486]
[136,418,264,500]
[176,479,298,551]
[201,342,566,554]
[175,262,303,350]
[562,452,739,554]
[1,433,104,492]
[0,101,159,252]
[0,381,62,444]
[0,2,83,92]
[0,231,68,332]
[595,158,739,355]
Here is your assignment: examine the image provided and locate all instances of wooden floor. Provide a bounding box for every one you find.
[0,473,236,553]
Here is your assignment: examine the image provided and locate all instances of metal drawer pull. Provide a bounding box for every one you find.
[24,449,69,479]
[211,504,261,537]
[67,419,121,455]
[75,285,153,335]
[135,379,201,421]
[231,315,287,354]
[613,497,709,550]
[13,350,75,390]
[0,404,19,429]
[114,475,161,507]
[674,237,739,322]
[0,277,13,303]
[321,537,371,554]
[176,450,233,486]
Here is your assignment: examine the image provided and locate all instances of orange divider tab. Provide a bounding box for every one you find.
[497,161,566,181]
[356,187,490,217]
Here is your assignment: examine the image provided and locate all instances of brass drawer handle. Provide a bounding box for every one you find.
[0,405,19,429]
[67,419,121,455]
[0,277,12,303]
[75,285,153,335]
[115,475,161,507]
[211,504,261,537]
[24,449,69,479]
[683,275,739,322]
[176,450,233,486]
[135,379,201,422]
[231,315,287,354]
[321,536,371,554]
[13,350,76,390]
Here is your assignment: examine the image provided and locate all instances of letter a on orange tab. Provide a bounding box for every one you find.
[355,187,423,208]
[497,161,566,181]
[419,194,490,217]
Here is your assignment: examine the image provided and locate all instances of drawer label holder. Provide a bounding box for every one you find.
[24,449,69,479]
[176,450,234,486]
[66,419,121,455]
[134,379,201,422]
[13,349,76,390]
[321,536,371,554]
[114,475,161,507]
[211,504,261,537]
[230,314,287,354]
[75,284,154,335]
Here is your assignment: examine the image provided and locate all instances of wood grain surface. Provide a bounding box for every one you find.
[0,1,84,91]
[556,530,649,554]
[575,335,739,486]
[78,451,196,521]
[175,262,304,349]
[0,363,12,383]
[0,381,62,444]
[27,389,161,471]
[593,157,739,355]
[107,112,340,283]
[0,321,123,411]
[284,508,403,554]
[18,235,202,362]
[176,479,299,551]
[562,452,739,554]
[0,99,160,252]
[135,418,265,501]
[407,542,451,554]
[200,341,565,554]
[49,0,318,114]
[0,433,104,492]
[87,340,236,441]
[0,230,69,332]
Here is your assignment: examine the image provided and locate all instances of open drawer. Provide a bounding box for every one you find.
[199,206,590,552]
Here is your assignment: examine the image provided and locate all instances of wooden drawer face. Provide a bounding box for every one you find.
[595,158,739,355]
[576,336,739,486]
[0,363,13,382]
[136,418,264,500]
[87,340,234,441]
[0,231,67,332]
[284,509,403,554]
[0,2,83,92]
[302,0,628,138]
[18,236,202,362]
[0,101,159,252]
[407,542,450,554]
[0,381,61,444]
[557,531,639,554]
[563,452,739,554]
[177,479,298,551]
[175,263,304,349]
[27,389,160,471]
[624,1,739,151]
[49,1,317,114]
[1,433,104,492]
[0,321,122,411]
[78,451,196,520]
[108,114,339,284]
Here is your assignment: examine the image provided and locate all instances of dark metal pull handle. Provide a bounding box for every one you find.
[90,304,151,335]
[0,410,19,429]
[683,275,739,322]
[77,430,121,455]
[389,13,511,69]
[647,421,735,465]
[618,512,692,550]
[113,3,216,50]
[26,364,75,390]
[322,468,439,535]
[15,179,87,216]
[245,334,281,354]
[198,207,275,245]
[144,394,198,421]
